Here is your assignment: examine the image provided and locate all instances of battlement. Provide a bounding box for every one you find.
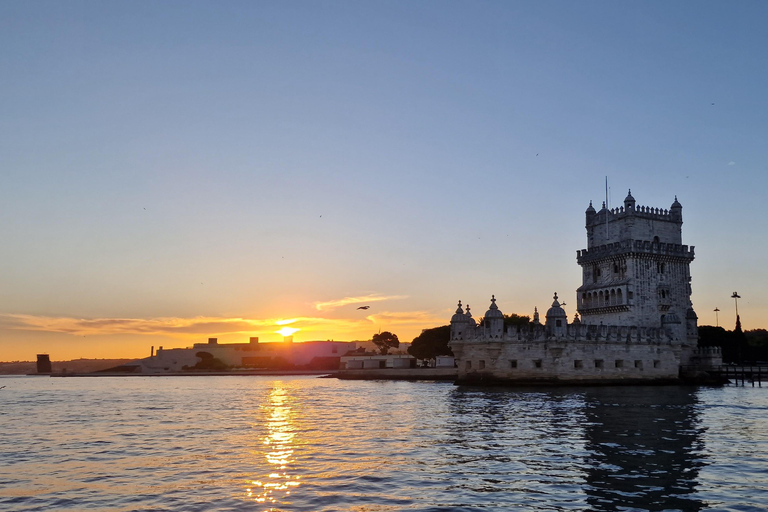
[577,239,695,263]
[452,321,675,344]
[587,203,681,228]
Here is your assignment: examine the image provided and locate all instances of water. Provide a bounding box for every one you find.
[1,376,767,511]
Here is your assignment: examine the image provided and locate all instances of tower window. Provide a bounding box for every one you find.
[533,359,542,368]
[510,360,517,369]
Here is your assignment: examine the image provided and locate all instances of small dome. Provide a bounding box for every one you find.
[671,195,682,209]
[451,301,468,323]
[686,308,698,320]
[586,201,596,214]
[572,312,581,324]
[546,292,567,318]
[466,305,477,327]
[662,311,682,324]
[484,295,503,319]
[624,189,635,202]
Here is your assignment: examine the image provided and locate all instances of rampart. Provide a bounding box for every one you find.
[577,239,694,263]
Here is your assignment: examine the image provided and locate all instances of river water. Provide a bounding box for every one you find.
[1,376,767,511]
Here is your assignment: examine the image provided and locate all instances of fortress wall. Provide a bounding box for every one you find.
[452,340,681,382]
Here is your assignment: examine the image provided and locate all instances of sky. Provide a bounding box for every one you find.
[1,1,767,361]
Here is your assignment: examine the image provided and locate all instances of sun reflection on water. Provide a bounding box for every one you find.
[247,384,301,510]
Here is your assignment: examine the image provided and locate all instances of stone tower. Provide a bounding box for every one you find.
[576,191,696,343]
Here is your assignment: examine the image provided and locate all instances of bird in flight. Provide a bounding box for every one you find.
[357,305,370,310]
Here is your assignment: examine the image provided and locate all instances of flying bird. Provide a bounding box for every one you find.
[357,306,370,310]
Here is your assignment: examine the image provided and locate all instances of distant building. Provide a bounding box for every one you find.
[117,337,357,374]
[36,354,52,374]
[449,191,721,384]
[340,353,416,370]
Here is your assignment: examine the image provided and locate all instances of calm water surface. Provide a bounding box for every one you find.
[1,376,767,511]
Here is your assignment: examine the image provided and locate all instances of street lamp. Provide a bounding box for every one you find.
[731,292,741,318]
[714,307,720,327]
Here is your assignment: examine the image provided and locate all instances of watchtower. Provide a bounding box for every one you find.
[576,191,696,343]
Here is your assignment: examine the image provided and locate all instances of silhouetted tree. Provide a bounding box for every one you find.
[504,314,531,329]
[191,351,229,371]
[372,331,400,355]
[408,325,452,360]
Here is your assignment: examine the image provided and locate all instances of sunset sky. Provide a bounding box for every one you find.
[2,1,767,361]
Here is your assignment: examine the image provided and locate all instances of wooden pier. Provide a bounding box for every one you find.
[691,365,768,387]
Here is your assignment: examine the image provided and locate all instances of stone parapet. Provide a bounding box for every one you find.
[577,239,694,264]
[587,204,676,226]
[451,322,675,344]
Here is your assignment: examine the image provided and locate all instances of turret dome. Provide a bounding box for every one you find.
[545,292,567,319]
[466,305,477,327]
[451,301,468,323]
[484,295,503,319]
[624,189,636,210]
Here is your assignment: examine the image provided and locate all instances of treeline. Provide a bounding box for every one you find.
[699,326,768,364]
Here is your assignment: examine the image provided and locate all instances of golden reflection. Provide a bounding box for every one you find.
[248,384,301,510]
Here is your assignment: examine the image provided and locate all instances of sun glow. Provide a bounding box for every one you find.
[276,326,299,337]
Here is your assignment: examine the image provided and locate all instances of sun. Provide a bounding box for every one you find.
[276,326,299,337]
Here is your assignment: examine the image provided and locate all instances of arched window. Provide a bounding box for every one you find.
[617,289,623,304]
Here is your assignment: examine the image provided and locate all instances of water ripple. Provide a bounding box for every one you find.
[2,377,768,510]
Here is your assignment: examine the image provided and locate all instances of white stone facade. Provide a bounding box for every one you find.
[449,191,720,384]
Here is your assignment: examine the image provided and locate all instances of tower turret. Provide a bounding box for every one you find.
[670,196,683,222]
[545,292,568,337]
[624,189,636,211]
[483,295,504,338]
[450,301,468,340]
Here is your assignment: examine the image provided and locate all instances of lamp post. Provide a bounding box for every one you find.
[714,307,720,327]
[731,292,741,320]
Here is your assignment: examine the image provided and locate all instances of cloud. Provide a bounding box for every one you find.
[366,311,446,326]
[728,161,736,166]
[0,314,274,336]
[313,294,408,311]
[0,313,375,338]
[0,309,446,342]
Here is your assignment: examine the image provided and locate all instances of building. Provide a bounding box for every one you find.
[114,337,357,374]
[449,191,721,384]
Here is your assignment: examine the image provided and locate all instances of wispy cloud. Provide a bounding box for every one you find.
[0,308,445,342]
[0,313,371,338]
[366,311,446,326]
[728,161,736,166]
[313,294,408,311]
[0,314,275,336]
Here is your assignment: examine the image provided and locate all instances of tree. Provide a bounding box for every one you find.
[504,314,531,329]
[408,325,452,361]
[372,331,400,355]
[190,351,229,371]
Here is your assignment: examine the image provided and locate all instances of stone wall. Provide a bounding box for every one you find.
[451,339,681,383]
